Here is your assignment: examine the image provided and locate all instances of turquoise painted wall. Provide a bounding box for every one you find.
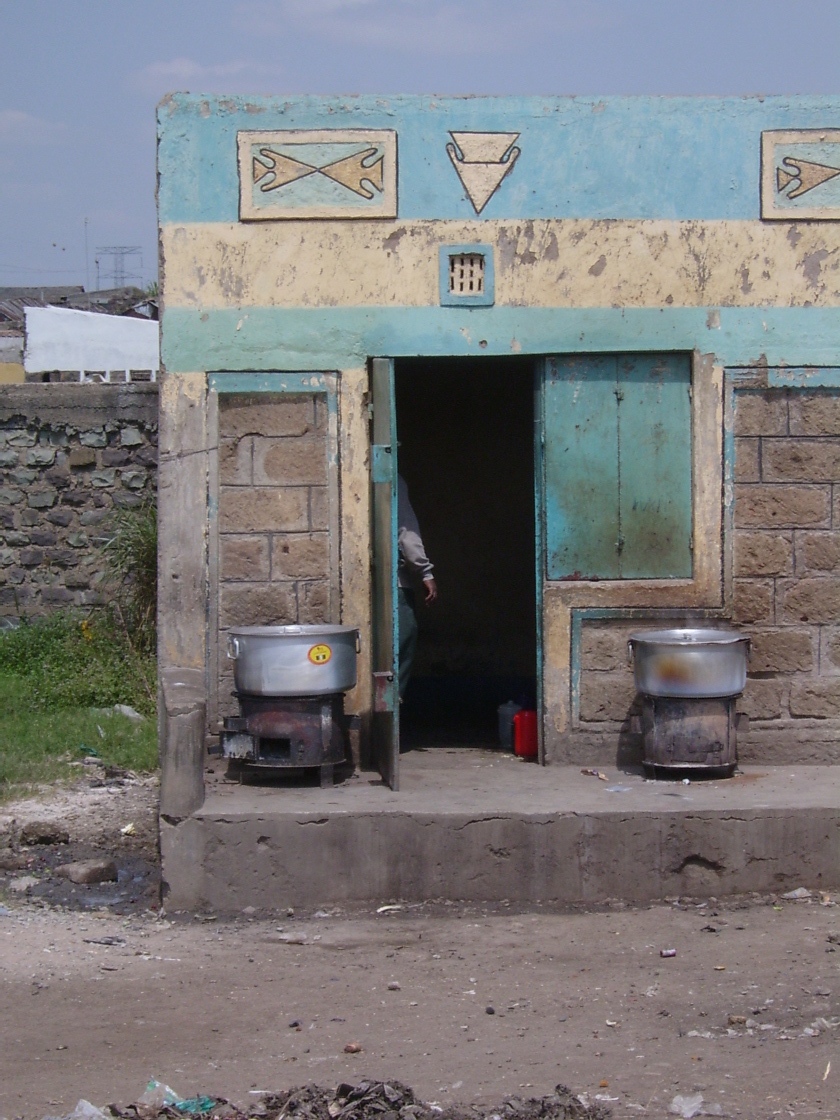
[162,305,840,372]
[158,93,840,224]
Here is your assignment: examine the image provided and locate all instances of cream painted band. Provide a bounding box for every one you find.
[161,219,840,310]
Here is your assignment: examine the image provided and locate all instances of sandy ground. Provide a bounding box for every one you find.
[1,779,839,1120]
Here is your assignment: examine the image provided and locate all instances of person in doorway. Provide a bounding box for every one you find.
[397,475,437,699]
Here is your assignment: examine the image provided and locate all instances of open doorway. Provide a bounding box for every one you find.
[394,356,537,748]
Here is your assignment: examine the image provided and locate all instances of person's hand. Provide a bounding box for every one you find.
[423,577,438,605]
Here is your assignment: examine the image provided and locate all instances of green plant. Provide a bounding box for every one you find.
[103,499,157,655]
[0,611,155,715]
[0,676,158,801]
[0,614,158,801]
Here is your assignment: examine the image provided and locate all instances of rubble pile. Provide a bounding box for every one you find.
[56,1080,610,1120]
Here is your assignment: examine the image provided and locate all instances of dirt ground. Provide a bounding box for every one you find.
[1,778,839,1120]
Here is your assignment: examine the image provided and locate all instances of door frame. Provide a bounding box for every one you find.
[372,355,545,768]
[369,357,400,788]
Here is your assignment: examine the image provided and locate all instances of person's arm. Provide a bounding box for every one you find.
[398,524,435,590]
[398,476,437,604]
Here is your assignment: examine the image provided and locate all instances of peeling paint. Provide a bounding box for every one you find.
[801,248,831,289]
[383,229,407,251]
[588,255,607,277]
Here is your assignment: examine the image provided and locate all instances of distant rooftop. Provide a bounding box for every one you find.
[0,286,85,302]
[0,286,156,330]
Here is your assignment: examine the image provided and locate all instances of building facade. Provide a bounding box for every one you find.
[158,94,840,791]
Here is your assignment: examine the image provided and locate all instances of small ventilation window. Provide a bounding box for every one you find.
[449,253,485,295]
[439,243,494,307]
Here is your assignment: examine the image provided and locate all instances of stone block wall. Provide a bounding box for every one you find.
[578,621,641,726]
[216,393,335,710]
[0,384,157,618]
[733,388,840,749]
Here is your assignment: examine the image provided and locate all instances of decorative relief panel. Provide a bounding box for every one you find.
[237,130,397,220]
[762,130,840,220]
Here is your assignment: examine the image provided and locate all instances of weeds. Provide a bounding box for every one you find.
[0,677,157,800]
[103,498,157,656]
[0,611,155,715]
[0,612,158,801]
[0,500,160,800]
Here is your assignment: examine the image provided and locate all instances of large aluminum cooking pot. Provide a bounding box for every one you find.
[628,628,749,698]
[226,624,360,696]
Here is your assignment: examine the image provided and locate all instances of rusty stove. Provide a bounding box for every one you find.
[628,628,750,778]
[218,625,359,787]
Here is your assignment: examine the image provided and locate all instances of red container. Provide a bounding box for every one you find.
[513,709,538,758]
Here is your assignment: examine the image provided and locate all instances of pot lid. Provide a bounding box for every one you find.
[227,624,359,637]
[628,627,747,645]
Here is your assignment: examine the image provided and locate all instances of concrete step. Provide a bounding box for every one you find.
[160,751,840,912]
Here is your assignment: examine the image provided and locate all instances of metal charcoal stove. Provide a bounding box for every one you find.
[628,627,750,779]
[639,694,738,777]
[221,692,347,787]
[218,624,360,787]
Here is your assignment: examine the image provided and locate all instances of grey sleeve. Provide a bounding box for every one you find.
[398,525,434,582]
[398,476,434,581]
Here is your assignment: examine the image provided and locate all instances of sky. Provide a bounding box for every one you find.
[2,0,839,291]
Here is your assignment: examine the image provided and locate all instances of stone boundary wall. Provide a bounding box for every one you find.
[0,384,158,618]
[576,387,840,764]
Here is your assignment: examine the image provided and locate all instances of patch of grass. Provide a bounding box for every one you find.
[0,610,155,715]
[0,679,158,801]
[0,613,158,803]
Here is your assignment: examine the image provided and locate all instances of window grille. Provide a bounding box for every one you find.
[449,253,485,295]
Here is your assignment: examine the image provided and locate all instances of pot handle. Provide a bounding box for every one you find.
[226,636,240,660]
[627,640,635,666]
[355,630,361,654]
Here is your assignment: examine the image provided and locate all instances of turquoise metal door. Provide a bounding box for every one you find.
[370,357,400,789]
[533,367,546,764]
[543,354,692,581]
[615,354,693,579]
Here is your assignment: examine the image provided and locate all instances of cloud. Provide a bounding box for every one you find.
[236,0,617,55]
[0,110,65,144]
[129,57,282,97]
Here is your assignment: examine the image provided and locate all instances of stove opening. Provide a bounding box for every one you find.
[258,737,293,761]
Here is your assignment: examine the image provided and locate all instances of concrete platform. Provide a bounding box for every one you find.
[160,748,840,912]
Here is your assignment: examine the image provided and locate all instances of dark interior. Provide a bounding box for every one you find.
[395,356,537,747]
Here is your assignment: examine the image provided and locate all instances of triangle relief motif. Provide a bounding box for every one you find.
[446,132,521,214]
[776,156,840,200]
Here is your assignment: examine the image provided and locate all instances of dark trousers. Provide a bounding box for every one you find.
[397,586,418,699]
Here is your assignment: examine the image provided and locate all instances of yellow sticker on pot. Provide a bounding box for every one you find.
[308,643,332,665]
